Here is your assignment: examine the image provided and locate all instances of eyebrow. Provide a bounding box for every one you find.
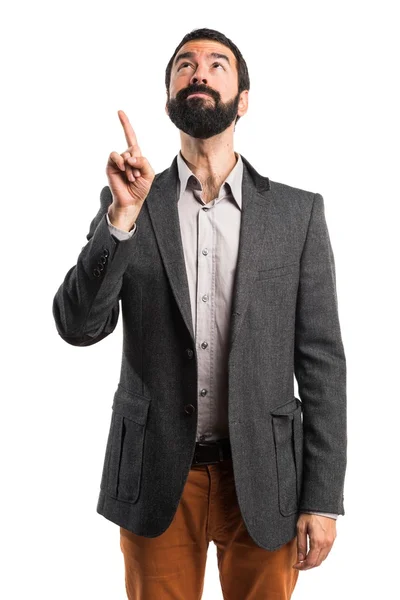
[174,51,231,66]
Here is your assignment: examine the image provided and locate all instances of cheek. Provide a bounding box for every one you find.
[170,76,189,97]
[215,77,236,97]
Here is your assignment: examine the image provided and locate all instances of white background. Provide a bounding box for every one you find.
[1,0,399,598]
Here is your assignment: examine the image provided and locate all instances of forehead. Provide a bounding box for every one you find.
[174,39,237,69]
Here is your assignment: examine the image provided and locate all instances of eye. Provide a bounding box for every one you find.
[212,62,224,69]
[179,62,192,70]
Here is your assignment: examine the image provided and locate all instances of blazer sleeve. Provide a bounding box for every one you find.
[294,192,347,515]
[52,186,138,347]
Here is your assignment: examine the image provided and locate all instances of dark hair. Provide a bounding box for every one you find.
[165,28,250,124]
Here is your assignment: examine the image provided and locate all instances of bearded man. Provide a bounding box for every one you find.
[53,27,347,600]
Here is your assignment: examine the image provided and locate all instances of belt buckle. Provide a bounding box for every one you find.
[193,441,223,465]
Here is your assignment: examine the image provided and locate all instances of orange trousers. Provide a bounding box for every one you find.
[120,457,299,599]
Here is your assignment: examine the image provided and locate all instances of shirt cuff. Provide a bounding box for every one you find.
[105,212,137,240]
[301,511,338,520]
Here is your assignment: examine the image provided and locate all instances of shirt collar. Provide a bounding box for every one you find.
[176,150,243,210]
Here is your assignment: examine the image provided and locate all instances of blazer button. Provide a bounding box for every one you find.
[93,268,101,277]
[99,255,107,265]
[184,404,195,415]
[102,248,110,258]
[186,348,194,359]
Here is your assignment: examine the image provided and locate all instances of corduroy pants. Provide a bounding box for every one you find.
[120,456,299,599]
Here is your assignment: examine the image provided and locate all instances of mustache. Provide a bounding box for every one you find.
[176,84,220,103]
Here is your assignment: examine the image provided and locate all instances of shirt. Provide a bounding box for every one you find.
[104,152,338,520]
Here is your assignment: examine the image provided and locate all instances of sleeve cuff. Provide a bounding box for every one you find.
[301,511,338,520]
[105,212,137,240]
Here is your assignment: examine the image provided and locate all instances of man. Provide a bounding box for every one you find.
[53,28,347,599]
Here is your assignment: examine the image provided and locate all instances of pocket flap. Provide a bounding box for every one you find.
[270,396,302,417]
[112,385,150,426]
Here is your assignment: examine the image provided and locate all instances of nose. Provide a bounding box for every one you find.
[190,64,208,86]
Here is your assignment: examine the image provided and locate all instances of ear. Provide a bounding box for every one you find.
[237,90,249,118]
[165,91,169,115]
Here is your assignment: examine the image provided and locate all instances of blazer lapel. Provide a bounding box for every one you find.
[146,157,195,342]
[228,155,274,353]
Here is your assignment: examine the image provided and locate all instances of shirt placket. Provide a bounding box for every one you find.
[196,201,215,441]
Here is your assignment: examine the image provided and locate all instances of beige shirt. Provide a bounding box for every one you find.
[105,152,338,519]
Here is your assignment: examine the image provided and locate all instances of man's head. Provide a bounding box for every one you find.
[165,28,250,139]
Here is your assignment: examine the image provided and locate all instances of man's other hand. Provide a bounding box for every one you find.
[293,513,337,570]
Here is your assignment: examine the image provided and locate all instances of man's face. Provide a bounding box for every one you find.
[166,39,248,139]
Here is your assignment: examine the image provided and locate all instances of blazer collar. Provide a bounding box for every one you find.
[155,152,270,200]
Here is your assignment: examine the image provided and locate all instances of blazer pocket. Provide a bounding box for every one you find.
[257,261,299,281]
[101,385,150,504]
[270,397,303,516]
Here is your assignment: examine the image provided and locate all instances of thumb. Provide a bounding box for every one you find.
[297,530,307,562]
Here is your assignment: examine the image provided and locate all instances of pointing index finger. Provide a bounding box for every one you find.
[118,110,138,149]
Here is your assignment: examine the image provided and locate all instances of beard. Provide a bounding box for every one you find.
[166,83,240,139]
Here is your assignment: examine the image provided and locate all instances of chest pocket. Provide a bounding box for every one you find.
[257,261,299,281]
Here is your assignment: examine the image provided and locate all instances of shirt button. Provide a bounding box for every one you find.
[200,389,208,397]
[202,248,208,256]
[201,341,208,349]
[202,294,208,302]
[203,207,209,212]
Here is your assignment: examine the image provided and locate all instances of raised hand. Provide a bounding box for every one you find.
[106,110,155,230]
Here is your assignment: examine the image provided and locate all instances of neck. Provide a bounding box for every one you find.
[179,125,237,203]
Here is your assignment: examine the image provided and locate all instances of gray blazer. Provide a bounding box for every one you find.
[52,155,347,551]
